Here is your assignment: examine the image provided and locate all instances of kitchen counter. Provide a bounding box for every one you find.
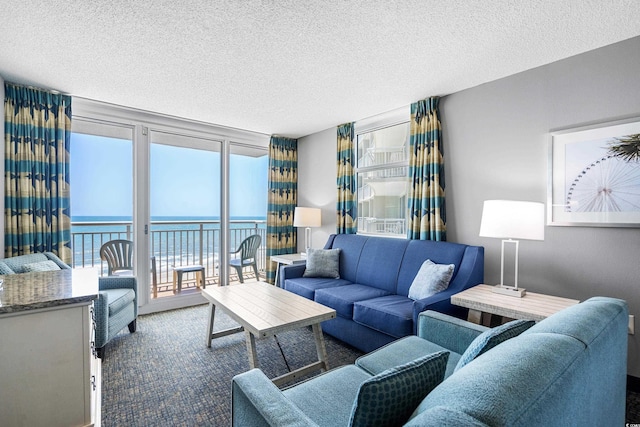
[0,268,99,314]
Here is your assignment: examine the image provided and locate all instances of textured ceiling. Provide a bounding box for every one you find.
[1,1,640,138]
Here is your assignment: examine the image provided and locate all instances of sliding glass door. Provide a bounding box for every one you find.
[149,130,222,301]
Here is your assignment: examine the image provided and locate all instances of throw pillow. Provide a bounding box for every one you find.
[23,260,62,272]
[407,259,455,300]
[454,318,535,372]
[303,248,341,279]
[0,260,15,275]
[349,351,449,427]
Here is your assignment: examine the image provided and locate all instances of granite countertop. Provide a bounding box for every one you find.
[0,268,99,314]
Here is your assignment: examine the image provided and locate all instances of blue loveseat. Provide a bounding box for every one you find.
[232,296,628,426]
[281,234,484,352]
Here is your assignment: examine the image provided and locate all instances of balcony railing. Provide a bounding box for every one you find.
[71,220,267,295]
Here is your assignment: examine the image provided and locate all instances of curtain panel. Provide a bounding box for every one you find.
[4,83,72,261]
[336,122,357,234]
[265,136,297,284]
[407,97,446,241]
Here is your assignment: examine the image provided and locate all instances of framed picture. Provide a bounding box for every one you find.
[548,117,640,227]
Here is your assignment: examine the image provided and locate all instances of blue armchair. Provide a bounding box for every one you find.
[94,276,138,358]
[0,252,138,359]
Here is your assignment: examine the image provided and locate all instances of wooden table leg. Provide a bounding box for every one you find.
[206,303,216,347]
[312,323,330,372]
[467,308,482,324]
[245,330,259,369]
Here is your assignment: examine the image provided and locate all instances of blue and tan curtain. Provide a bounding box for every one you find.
[4,83,72,262]
[337,122,356,234]
[266,136,297,284]
[407,97,446,241]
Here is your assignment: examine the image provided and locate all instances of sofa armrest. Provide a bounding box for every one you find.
[232,369,319,427]
[280,264,307,287]
[418,310,488,355]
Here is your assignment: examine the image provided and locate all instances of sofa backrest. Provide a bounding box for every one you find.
[396,240,468,297]
[328,234,369,283]
[406,297,628,426]
[2,252,70,273]
[354,237,409,292]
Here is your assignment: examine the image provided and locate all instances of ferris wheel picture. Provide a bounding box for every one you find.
[566,154,640,213]
[550,118,640,227]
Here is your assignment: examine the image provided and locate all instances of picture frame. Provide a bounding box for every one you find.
[548,117,640,227]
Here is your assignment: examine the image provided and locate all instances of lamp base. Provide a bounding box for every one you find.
[491,284,526,298]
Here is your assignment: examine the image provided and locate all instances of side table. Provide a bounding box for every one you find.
[451,284,579,326]
[271,253,306,287]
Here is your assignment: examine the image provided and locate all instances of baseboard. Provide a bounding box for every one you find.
[628,375,640,392]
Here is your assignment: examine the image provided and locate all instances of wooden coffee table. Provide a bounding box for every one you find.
[202,281,336,386]
[452,284,579,326]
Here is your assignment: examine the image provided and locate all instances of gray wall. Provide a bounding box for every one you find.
[298,36,640,376]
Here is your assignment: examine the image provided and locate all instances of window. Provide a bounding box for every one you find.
[356,121,410,237]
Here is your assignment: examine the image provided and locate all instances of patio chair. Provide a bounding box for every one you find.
[100,239,134,276]
[229,234,261,283]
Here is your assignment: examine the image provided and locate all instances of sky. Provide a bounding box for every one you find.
[70,133,268,219]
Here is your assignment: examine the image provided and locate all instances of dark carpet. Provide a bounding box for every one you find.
[101,304,363,426]
[103,304,640,426]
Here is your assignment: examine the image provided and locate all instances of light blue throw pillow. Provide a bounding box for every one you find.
[303,248,341,279]
[454,318,535,371]
[408,259,454,300]
[349,351,449,427]
[0,260,15,275]
[23,260,61,272]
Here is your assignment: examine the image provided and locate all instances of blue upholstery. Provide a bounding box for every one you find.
[3,252,70,273]
[282,234,484,352]
[94,276,138,358]
[232,297,628,427]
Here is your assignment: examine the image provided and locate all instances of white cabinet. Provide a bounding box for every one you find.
[0,287,100,426]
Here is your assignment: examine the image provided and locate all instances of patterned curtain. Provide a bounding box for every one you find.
[336,122,357,234]
[407,96,446,241]
[265,136,297,284]
[4,83,72,262]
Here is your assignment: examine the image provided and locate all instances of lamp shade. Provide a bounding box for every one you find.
[479,200,545,241]
[293,207,321,228]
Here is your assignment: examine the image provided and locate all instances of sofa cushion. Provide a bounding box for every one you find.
[454,319,535,371]
[353,237,408,293]
[0,260,15,275]
[315,284,391,318]
[303,248,341,278]
[105,288,136,316]
[408,259,454,300]
[283,364,372,426]
[353,295,414,338]
[23,260,61,272]
[356,335,462,379]
[284,277,351,300]
[349,351,449,427]
[3,253,50,273]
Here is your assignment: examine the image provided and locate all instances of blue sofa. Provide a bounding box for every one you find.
[281,234,484,352]
[232,296,628,426]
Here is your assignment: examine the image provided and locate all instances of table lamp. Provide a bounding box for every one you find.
[479,200,545,297]
[293,207,321,257]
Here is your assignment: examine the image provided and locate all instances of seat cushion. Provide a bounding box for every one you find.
[356,335,462,379]
[353,295,414,338]
[105,288,136,316]
[284,277,351,300]
[315,284,390,318]
[23,260,61,272]
[283,364,372,427]
[350,351,449,427]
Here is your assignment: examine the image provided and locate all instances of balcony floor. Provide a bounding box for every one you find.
[151,271,262,299]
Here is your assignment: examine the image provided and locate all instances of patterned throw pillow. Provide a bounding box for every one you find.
[454,319,535,371]
[408,259,455,300]
[302,248,341,279]
[23,260,62,272]
[349,351,449,427]
[0,260,15,275]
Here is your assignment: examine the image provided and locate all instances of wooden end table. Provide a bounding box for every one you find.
[271,253,306,287]
[451,284,579,326]
[202,281,336,386]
